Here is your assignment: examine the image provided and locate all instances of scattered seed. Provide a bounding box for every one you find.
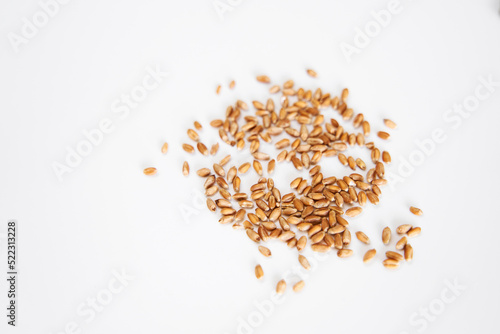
[161,143,168,154]
[256,75,271,84]
[355,231,370,244]
[255,264,264,279]
[396,224,413,234]
[410,206,423,216]
[182,161,189,176]
[396,236,407,250]
[407,227,421,237]
[276,279,286,294]
[306,69,317,77]
[258,246,272,257]
[363,249,377,263]
[404,244,413,261]
[382,227,391,245]
[298,254,311,270]
[377,131,390,140]
[384,119,397,129]
[210,143,219,155]
[386,251,403,261]
[216,85,221,94]
[337,249,353,258]
[143,167,157,176]
[229,80,235,89]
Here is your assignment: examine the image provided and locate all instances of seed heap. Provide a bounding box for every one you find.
[150,71,424,293]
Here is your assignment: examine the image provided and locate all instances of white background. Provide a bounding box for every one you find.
[1,0,500,333]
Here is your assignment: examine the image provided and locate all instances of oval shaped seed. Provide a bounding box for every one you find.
[311,244,330,253]
[306,69,317,77]
[143,167,157,176]
[161,143,168,154]
[276,279,286,294]
[363,249,377,263]
[258,246,272,257]
[386,251,403,261]
[396,236,408,250]
[267,159,275,174]
[298,254,311,270]
[197,168,211,177]
[382,227,391,244]
[382,151,391,163]
[210,143,219,155]
[407,227,421,237]
[410,206,423,216]
[246,229,260,243]
[377,131,390,140]
[197,142,208,155]
[355,231,370,244]
[253,160,263,176]
[396,224,413,234]
[238,162,251,173]
[255,264,264,279]
[182,161,189,176]
[293,280,305,292]
[257,75,271,83]
[182,143,194,153]
[384,119,397,129]
[213,163,225,177]
[337,249,353,258]
[346,207,362,217]
[383,259,400,268]
[206,198,216,211]
[296,236,307,251]
[404,244,413,261]
[187,129,199,141]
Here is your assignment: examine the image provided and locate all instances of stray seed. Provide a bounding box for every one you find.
[410,206,423,216]
[194,121,202,130]
[213,163,225,177]
[197,168,211,177]
[269,85,280,94]
[210,143,219,155]
[216,85,221,94]
[143,167,157,176]
[255,264,264,279]
[182,161,189,176]
[384,119,397,129]
[187,129,199,141]
[258,246,272,257]
[363,249,377,263]
[377,131,390,140]
[256,75,271,84]
[220,155,231,166]
[276,279,286,294]
[355,231,370,244]
[337,249,353,258]
[197,142,208,155]
[396,224,413,234]
[182,143,194,153]
[407,227,421,237]
[253,160,263,176]
[404,244,413,261]
[346,207,362,217]
[306,69,317,77]
[395,236,407,250]
[161,143,168,154]
[239,162,251,173]
[293,281,305,292]
[386,251,403,261]
[382,151,391,163]
[298,254,311,270]
[229,80,235,89]
[382,227,391,245]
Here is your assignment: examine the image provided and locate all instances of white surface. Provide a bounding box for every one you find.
[1,0,500,333]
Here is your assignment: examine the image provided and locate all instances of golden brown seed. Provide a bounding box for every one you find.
[197,142,208,155]
[197,168,211,177]
[382,227,391,245]
[210,143,219,155]
[383,262,399,269]
[182,161,189,176]
[210,119,223,127]
[206,198,216,211]
[219,155,231,166]
[296,236,307,251]
[410,206,423,216]
[396,236,408,250]
[397,224,413,234]
[143,167,157,176]
[404,244,413,261]
[386,251,403,261]
[229,80,235,89]
[382,151,391,163]
[161,143,168,154]
[255,264,264,279]
[407,227,421,237]
[279,231,295,241]
[246,229,260,242]
[298,254,311,270]
[293,281,305,292]
[238,162,251,173]
[343,229,351,244]
[194,121,202,130]
[213,163,225,177]
[306,69,317,77]
[377,131,390,140]
[258,246,272,257]
[384,119,397,129]
[341,88,349,102]
[216,85,221,95]
[267,159,275,174]
[253,160,263,176]
[363,249,377,263]
[182,143,194,153]
[337,249,353,258]
[276,279,286,294]
[345,207,362,217]
[311,244,330,253]
[256,75,271,83]
[269,85,280,94]
[187,129,199,142]
[355,231,370,244]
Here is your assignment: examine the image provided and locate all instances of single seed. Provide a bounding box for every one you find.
[293,280,305,292]
[397,224,413,234]
[255,264,264,279]
[386,251,403,261]
[298,254,311,270]
[258,246,272,257]
[363,249,377,263]
[256,75,271,83]
[382,151,391,163]
[346,207,362,217]
[182,161,189,176]
[229,80,235,89]
[187,129,199,141]
[213,163,225,177]
[355,231,370,244]
[382,227,391,245]
[396,236,407,250]
[182,143,194,153]
[197,142,208,155]
[206,198,216,211]
[404,244,413,261]
[269,85,280,94]
[410,206,423,216]
[306,69,317,77]
[276,279,286,294]
[253,160,263,176]
[220,155,231,166]
[216,85,221,94]
[377,131,390,140]
[194,121,202,130]
[161,143,168,154]
[210,143,219,155]
[296,236,307,251]
[384,119,397,129]
[238,162,251,173]
[197,168,211,177]
[407,227,421,237]
[337,249,353,258]
[311,244,330,253]
[143,167,157,176]
[383,259,400,269]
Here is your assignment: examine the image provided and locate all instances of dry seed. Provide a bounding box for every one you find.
[194,121,202,130]
[384,119,397,129]
[255,264,264,279]
[396,224,413,234]
[306,69,317,77]
[257,75,271,84]
[377,131,390,140]
[197,142,208,155]
[407,227,421,237]
[383,262,399,269]
[143,167,157,176]
[298,254,311,270]
[216,85,221,95]
[345,207,362,217]
[182,161,189,176]
[386,251,403,261]
[382,227,391,245]
[269,85,280,94]
[382,151,391,163]
[337,249,353,258]
[206,198,216,211]
[187,129,199,142]
[396,236,408,250]
[229,80,235,89]
[253,160,263,176]
[296,236,307,251]
[238,162,251,173]
[311,244,330,253]
[219,155,231,166]
[213,163,225,177]
[246,229,260,242]
[210,143,219,155]
[161,143,168,154]
[404,244,413,261]
[363,249,377,263]
[276,279,286,294]
[258,246,272,257]
[182,143,194,153]
[293,281,305,292]
[410,206,423,216]
[355,231,370,244]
